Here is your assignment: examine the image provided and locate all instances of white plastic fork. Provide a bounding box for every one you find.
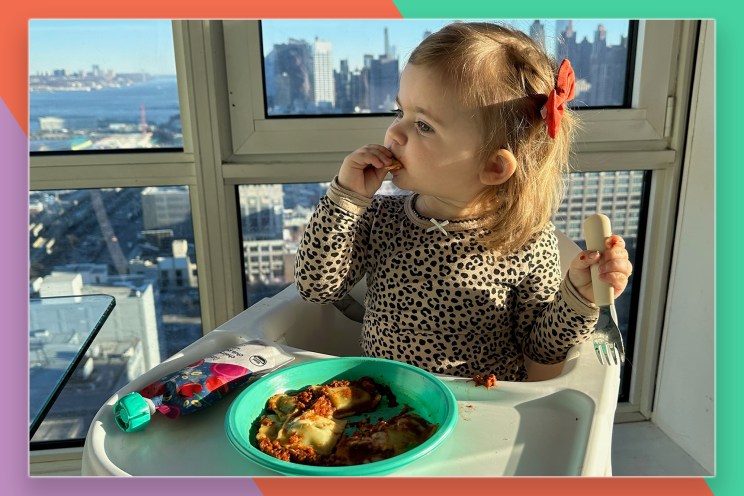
[583,214,626,366]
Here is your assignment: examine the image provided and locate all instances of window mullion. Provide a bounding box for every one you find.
[179,20,244,332]
[30,161,198,191]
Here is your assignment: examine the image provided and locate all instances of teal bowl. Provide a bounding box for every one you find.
[225,357,457,476]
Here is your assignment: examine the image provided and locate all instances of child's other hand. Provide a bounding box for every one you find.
[337,144,395,198]
[568,235,633,304]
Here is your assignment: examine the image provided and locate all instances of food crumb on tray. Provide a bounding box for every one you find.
[469,373,498,389]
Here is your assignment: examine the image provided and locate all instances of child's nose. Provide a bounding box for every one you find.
[385,120,407,146]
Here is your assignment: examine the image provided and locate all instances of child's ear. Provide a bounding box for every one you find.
[480,149,517,185]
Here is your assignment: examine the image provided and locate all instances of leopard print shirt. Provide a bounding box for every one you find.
[295,178,599,381]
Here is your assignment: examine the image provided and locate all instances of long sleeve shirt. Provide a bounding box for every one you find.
[295,178,599,381]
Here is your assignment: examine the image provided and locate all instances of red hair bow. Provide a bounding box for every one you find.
[540,59,576,139]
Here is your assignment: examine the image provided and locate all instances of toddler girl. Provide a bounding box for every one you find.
[295,22,633,381]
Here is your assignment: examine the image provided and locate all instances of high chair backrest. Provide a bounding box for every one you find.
[555,229,582,278]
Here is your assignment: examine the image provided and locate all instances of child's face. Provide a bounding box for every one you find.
[385,63,489,205]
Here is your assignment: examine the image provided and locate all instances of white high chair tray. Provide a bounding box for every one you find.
[82,327,617,476]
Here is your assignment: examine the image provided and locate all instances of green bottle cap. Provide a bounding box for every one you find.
[113,392,152,433]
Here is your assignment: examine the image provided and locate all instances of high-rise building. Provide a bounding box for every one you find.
[556,20,628,106]
[141,186,192,239]
[51,263,108,285]
[264,39,314,113]
[529,20,546,49]
[368,55,399,113]
[555,20,571,40]
[334,59,353,113]
[157,239,198,289]
[243,239,289,286]
[38,272,83,297]
[350,67,370,112]
[239,184,284,240]
[553,171,645,242]
[313,39,335,108]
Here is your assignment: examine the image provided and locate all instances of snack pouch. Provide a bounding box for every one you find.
[114,340,293,432]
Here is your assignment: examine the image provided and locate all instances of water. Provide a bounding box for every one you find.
[30,76,181,134]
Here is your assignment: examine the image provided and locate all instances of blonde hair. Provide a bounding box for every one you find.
[408,22,578,253]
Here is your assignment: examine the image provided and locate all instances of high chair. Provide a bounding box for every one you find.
[82,229,620,476]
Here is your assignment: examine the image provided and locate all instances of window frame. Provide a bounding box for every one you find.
[28,20,701,452]
[222,20,678,158]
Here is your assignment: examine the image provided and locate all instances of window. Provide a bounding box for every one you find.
[224,20,676,157]
[554,170,649,400]
[28,20,211,453]
[29,187,202,447]
[29,20,182,153]
[30,20,699,458]
[237,182,323,307]
[260,19,632,117]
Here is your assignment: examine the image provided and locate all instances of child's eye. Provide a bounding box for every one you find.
[390,108,433,135]
[415,121,433,134]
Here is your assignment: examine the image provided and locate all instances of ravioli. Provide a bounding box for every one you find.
[278,409,347,455]
[320,381,381,418]
[266,393,299,421]
[254,376,438,466]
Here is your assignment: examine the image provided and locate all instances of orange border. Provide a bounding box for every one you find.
[256,477,714,495]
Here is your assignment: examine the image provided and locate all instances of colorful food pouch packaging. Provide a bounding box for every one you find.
[113,340,293,432]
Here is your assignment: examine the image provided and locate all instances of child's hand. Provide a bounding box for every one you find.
[337,144,396,198]
[568,235,633,304]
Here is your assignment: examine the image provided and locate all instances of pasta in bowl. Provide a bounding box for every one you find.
[225,357,458,476]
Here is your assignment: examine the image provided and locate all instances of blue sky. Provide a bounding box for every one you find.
[28,19,630,75]
[29,20,177,75]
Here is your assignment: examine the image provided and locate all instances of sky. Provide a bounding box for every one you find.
[29,20,177,75]
[28,19,630,76]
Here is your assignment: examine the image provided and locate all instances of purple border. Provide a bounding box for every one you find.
[3,98,264,491]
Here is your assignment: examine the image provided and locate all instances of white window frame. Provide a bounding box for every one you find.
[223,20,676,157]
[28,20,701,434]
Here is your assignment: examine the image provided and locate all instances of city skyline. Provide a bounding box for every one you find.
[28,19,630,75]
[264,18,630,114]
[262,19,630,72]
[28,18,631,148]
